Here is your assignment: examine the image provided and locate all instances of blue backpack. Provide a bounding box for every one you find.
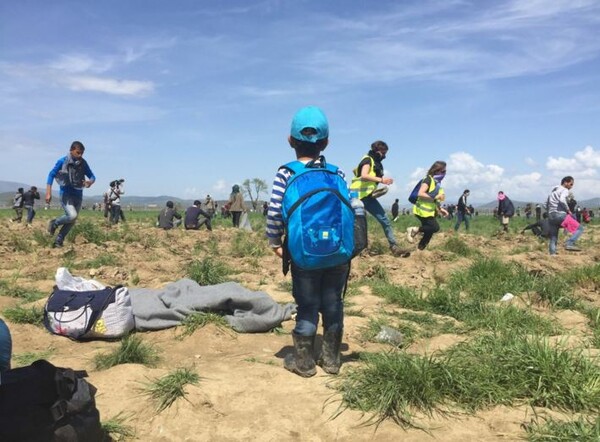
[281,156,355,270]
[408,177,440,204]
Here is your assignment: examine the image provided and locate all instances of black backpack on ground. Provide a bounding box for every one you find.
[0,359,105,442]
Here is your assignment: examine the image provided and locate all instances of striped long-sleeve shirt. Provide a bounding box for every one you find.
[265,160,345,248]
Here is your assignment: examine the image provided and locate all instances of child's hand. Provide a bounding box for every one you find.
[435,194,445,202]
[272,247,283,258]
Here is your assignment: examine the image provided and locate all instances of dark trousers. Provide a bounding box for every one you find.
[231,211,242,228]
[416,215,440,250]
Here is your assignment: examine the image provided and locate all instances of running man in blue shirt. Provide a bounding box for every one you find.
[46,141,96,247]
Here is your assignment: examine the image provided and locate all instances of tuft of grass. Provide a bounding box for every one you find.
[101,412,136,441]
[13,349,55,367]
[68,220,108,245]
[176,312,229,339]
[141,367,200,413]
[75,253,121,269]
[0,280,46,302]
[442,236,475,257]
[277,280,293,292]
[2,305,44,325]
[7,234,33,252]
[230,231,267,257]
[367,238,388,256]
[524,415,600,441]
[337,332,600,428]
[32,230,55,247]
[186,257,231,286]
[94,334,160,370]
[563,263,600,291]
[337,351,449,427]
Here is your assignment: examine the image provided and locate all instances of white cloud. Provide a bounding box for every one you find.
[182,187,198,199]
[525,157,537,167]
[63,76,154,96]
[403,147,600,203]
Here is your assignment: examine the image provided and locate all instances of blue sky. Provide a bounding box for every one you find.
[1,0,600,204]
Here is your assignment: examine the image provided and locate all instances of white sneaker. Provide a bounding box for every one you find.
[406,227,419,243]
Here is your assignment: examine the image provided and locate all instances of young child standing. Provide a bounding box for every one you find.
[46,141,96,247]
[266,106,349,377]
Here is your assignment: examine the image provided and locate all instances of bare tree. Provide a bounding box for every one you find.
[242,178,268,210]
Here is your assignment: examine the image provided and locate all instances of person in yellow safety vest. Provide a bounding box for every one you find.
[406,160,449,250]
[350,140,409,257]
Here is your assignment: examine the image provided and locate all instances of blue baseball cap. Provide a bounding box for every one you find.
[290,106,329,143]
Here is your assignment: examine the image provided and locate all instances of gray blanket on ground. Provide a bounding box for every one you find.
[129,279,296,333]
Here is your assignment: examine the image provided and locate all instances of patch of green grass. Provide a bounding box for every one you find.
[524,415,600,441]
[0,280,46,302]
[244,357,277,366]
[13,349,55,367]
[75,253,121,269]
[7,234,33,252]
[2,305,44,325]
[186,257,231,286]
[584,307,600,348]
[176,312,229,339]
[367,238,388,256]
[337,332,600,428]
[68,220,108,245]
[370,281,427,310]
[230,231,267,257]
[94,334,160,370]
[142,367,200,413]
[32,230,55,247]
[563,263,600,291]
[441,236,475,257]
[101,412,136,441]
[277,280,293,292]
[337,351,448,427]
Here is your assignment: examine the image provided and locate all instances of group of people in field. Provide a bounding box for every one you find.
[1,107,589,381]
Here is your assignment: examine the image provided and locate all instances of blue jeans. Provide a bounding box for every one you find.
[454,212,470,231]
[0,319,12,372]
[25,205,35,224]
[291,263,349,336]
[548,212,584,255]
[55,193,83,244]
[362,196,397,247]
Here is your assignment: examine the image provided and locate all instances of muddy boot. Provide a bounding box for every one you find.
[284,333,316,377]
[317,329,343,374]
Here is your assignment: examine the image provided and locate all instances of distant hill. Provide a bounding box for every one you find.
[0,180,45,193]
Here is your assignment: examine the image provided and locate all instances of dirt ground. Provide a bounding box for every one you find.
[0,218,598,441]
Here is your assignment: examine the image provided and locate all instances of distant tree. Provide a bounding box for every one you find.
[242,178,268,211]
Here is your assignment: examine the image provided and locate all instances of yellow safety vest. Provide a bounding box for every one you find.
[413,176,444,218]
[350,155,378,199]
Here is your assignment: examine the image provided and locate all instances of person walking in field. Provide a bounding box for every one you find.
[391,199,399,222]
[204,195,216,219]
[497,191,514,233]
[46,141,96,248]
[11,188,24,223]
[22,186,40,225]
[227,185,246,228]
[266,106,351,377]
[454,189,471,231]
[406,161,449,250]
[350,141,409,257]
